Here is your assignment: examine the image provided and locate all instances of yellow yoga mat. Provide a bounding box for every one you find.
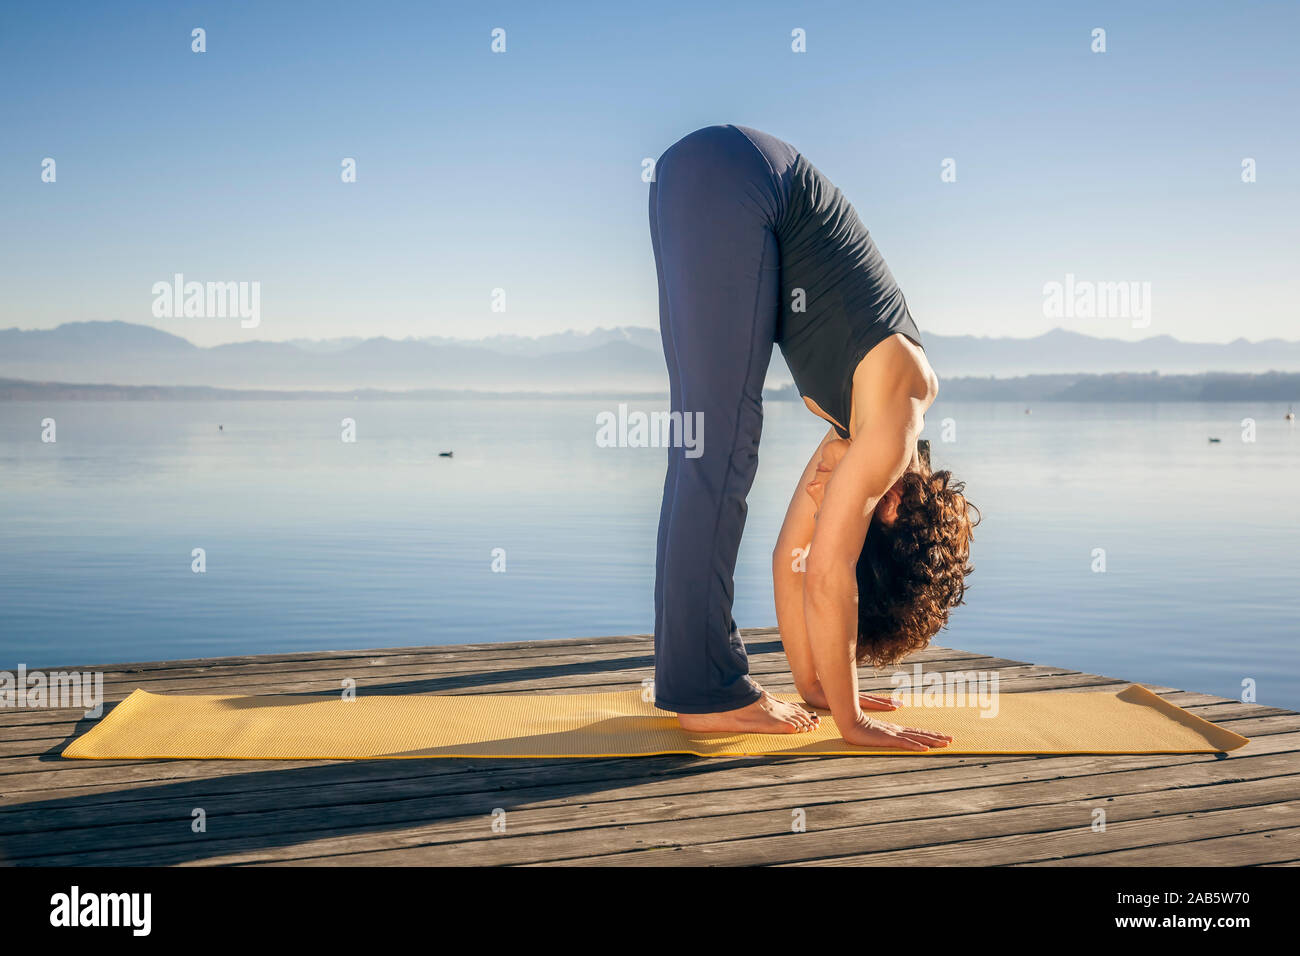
[62,684,1247,759]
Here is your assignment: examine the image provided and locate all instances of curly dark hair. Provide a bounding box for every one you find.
[854,470,978,667]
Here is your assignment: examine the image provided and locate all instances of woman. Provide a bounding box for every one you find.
[649,124,977,750]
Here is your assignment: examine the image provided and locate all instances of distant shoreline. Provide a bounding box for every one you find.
[3,371,1299,402]
[909,371,1300,402]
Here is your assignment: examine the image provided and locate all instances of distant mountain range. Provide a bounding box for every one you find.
[3,321,1300,392]
[6,372,1298,403]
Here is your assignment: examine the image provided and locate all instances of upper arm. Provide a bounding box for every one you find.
[806,408,918,582]
[774,426,838,561]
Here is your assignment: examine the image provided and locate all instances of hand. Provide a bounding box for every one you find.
[839,711,954,752]
[800,680,903,713]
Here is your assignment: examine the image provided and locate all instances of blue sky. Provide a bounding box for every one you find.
[1,0,1297,346]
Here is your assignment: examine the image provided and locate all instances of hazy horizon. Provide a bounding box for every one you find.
[7,319,1300,395]
[6,318,1300,349]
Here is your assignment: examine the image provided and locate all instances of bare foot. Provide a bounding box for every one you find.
[677,691,821,735]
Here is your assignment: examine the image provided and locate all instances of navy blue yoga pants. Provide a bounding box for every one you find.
[649,125,799,714]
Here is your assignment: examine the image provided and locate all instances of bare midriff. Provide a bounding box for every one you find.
[802,395,846,435]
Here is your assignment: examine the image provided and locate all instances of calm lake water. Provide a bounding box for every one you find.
[1,398,1297,709]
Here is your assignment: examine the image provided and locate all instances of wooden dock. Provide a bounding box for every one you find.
[2,629,1297,866]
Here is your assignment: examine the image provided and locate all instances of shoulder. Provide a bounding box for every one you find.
[846,335,936,441]
[858,334,936,405]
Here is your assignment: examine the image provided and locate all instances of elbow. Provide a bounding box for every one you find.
[773,537,807,575]
[803,553,856,605]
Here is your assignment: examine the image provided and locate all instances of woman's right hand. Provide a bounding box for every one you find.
[839,710,954,752]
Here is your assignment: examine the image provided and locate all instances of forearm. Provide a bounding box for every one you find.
[773,427,838,698]
[803,563,862,723]
[800,414,917,725]
[772,546,820,697]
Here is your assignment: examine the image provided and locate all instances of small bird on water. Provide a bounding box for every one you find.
[439,451,453,458]
[1286,406,1295,422]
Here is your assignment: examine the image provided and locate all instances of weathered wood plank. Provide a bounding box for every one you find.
[552,782,1299,868]
[8,733,1297,866]
[1018,826,1300,867]
[1,630,1293,867]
